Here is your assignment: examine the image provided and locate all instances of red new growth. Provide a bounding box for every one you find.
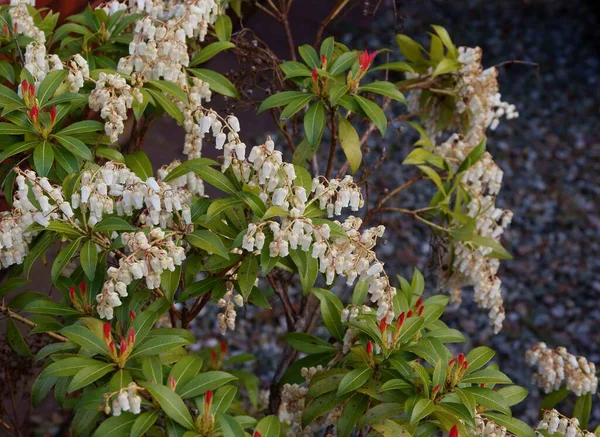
[103,323,111,341]
[416,297,423,307]
[169,375,176,390]
[458,353,465,365]
[210,350,217,362]
[30,105,38,121]
[29,83,35,97]
[321,54,327,68]
[378,318,388,334]
[79,280,86,295]
[449,424,459,437]
[128,328,135,346]
[312,68,318,83]
[358,50,377,71]
[205,389,213,408]
[254,432,262,437]
[50,105,57,124]
[69,286,76,301]
[120,339,127,356]
[3,24,9,38]
[220,340,227,355]
[129,310,136,321]
[21,80,28,95]
[366,341,373,355]
[418,305,425,317]
[407,309,413,318]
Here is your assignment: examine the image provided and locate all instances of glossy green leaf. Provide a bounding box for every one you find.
[337,115,362,173]
[355,95,387,136]
[337,367,372,396]
[187,230,229,259]
[304,100,325,146]
[33,141,54,177]
[140,381,195,429]
[188,68,239,99]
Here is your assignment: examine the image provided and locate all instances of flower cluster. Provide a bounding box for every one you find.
[279,384,311,437]
[181,78,213,158]
[473,413,514,437]
[9,0,45,44]
[97,229,185,319]
[525,343,598,396]
[311,176,363,217]
[106,383,142,416]
[23,43,62,84]
[536,410,595,437]
[407,45,518,333]
[73,161,197,228]
[88,72,143,142]
[100,0,128,16]
[65,54,90,92]
[216,280,244,334]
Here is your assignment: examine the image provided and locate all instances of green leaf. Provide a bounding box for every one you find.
[258,91,309,114]
[279,94,313,122]
[58,120,104,136]
[337,115,362,173]
[147,80,189,104]
[51,237,82,282]
[319,37,335,61]
[289,250,318,295]
[496,386,529,407]
[94,216,136,233]
[540,388,570,410]
[37,69,68,105]
[298,44,320,68]
[465,346,495,374]
[140,381,195,429]
[312,288,344,341]
[24,299,79,316]
[33,141,54,177]
[178,277,221,302]
[216,413,245,437]
[214,14,232,41]
[284,332,336,354]
[6,319,31,357]
[483,413,536,437]
[337,367,372,396]
[169,356,203,390]
[187,165,237,194]
[373,62,415,73]
[280,61,312,79]
[573,392,592,428]
[461,368,512,385]
[188,69,239,99]
[355,95,387,136]
[417,165,445,194]
[125,152,153,181]
[130,411,159,437]
[80,239,98,280]
[372,420,411,436]
[142,356,164,384]
[54,134,92,161]
[145,88,185,124]
[304,101,325,146]
[337,394,368,437]
[410,398,434,425]
[187,230,229,259]
[178,371,237,399]
[129,335,191,360]
[190,41,235,66]
[329,83,349,107]
[68,362,115,392]
[41,357,102,377]
[60,325,107,356]
[357,403,403,427]
[359,81,406,103]
[430,25,458,58]
[396,34,424,63]
[161,158,218,182]
[91,413,136,437]
[237,191,266,217]
[53,145,79,173]
[329,52,357,75]
[0,60,15,83]
[256,415,281,437]
[464,387,511,415]
[237,256,258,299]
[0,141,38,163]
[433,58,461,77]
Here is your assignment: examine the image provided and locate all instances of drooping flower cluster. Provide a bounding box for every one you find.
[65,54,90,92]
[407,45,518,333]
[97,229,185,319]
[73,161,199,228]
[472,413,514,437]
[116,0,220,84]
[181,78,213,158]
[216,280,244,334]
[311,176,364,217]
[23,43,63,84]
[88,72,143,142]
[279,384,311,437]
[536,410,595,437]
[107,383,142,416]
[9,0,45,44]
[525,343,598,396]
[0,169,75,267]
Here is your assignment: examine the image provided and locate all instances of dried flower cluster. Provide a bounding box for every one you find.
[525,343,598,396]
[536,410,595,437]
[279,384,311,437]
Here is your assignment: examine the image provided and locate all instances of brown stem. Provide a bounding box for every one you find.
[280,6,296,61]
[313,0,350,48]
[267,273,295,330]
[361,176,421,227]
[0,305,67,342]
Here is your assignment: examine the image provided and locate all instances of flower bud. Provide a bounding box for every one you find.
[50,105,57,124]
[205,389,213,411]
[366,341,373,355]
[30,105,39,122]
[449,425,458,437]
[169,375,177,391]
[103,322,112,342]
[220,340,227,355]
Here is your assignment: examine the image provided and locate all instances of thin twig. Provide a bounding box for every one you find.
[325,107,338,179]
[0,305,67,342]
[267,273,295,330]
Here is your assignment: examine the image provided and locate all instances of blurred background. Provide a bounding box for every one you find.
[1,0,599,435]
